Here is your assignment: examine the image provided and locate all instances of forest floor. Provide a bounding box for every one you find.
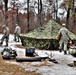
[0,34,76,75]
[0,55,41,75]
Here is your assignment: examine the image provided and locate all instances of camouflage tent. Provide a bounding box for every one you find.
[20,19,76,50]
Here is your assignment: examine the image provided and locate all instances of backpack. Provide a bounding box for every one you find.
[57,32,62,40]
[26,47,35,56]
[1,47,17,59]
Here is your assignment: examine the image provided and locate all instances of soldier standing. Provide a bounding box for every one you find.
[14,24,21,42]
[58,23,70,54]
[0,25,9,46]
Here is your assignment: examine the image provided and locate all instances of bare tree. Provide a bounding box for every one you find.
[3,0,8,25]
[66,0,72,20]
[38,0,42,27]
[4,0,8,12]
[27,0,30,32]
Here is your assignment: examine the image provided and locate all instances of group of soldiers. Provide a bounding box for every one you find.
[0,22,70,55]
[0,24,21,46]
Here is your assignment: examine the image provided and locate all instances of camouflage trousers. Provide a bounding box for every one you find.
[0,35,9,46]
[14,33,20,42]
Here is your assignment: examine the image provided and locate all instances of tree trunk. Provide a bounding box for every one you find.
[27,0,29,32]
[38,0,39,14]
[40,0,42,14]
[4,0,8,25]
[66,7,70,26]
[4,0,8,12]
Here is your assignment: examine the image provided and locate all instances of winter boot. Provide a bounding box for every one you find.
[0,42,3,46]
[64,51,67,55]
[59,49,62,52]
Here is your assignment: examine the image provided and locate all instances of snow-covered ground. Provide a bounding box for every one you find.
[0,34,76,75]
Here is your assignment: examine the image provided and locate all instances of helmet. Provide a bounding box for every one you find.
[62,23,66,26]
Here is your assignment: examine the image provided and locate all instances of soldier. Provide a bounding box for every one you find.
[58,23,70,54]
[14,24,21,42]
[0,25,9,46]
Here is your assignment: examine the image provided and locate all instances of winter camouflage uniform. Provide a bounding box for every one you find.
[0,25,9,46]
[14,24,21,42]
[58,23,70,54]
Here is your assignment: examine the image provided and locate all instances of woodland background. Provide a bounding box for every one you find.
[0,0,76,34]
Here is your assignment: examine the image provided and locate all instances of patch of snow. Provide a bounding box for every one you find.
[6,61,20,65]
[0,34,76,75]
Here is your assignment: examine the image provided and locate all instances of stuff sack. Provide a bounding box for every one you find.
[57,33,62,40]
[1,47,17,59]
[26,47,35,56]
